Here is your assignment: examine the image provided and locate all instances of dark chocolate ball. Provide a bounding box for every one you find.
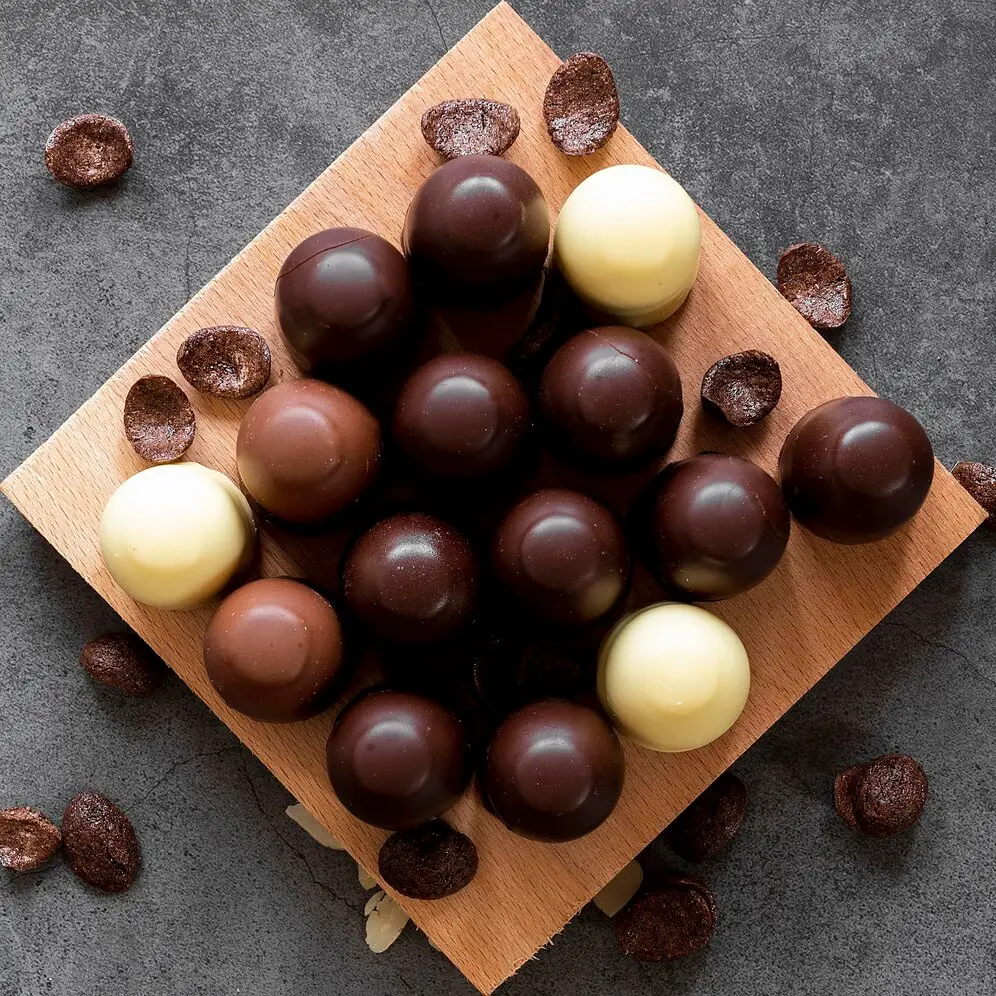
[539,326,684,469]
[493,489,629,626]
[275,227,414,374]
[343,513,478,644]
[484,699,624,842]
[637,453,791,600]
[393,353,530,478]
[236,379,380,524]
[204,578,346,722]
[402,155,550,301]
[327,689,471,830]
[779,396,934,544]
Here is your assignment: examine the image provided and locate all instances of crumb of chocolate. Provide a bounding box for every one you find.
[421,99,520,159]
[834,754,927,837]
[44,114,133,188]
[378,820,478,900]
[668,772,747,862]
[543,52,620,156]
[777,242,852,330]
[833,763,868,831]
[614,875,717,962]
[80,632,165,697]
[123,375,195,463]
[952,462,996,521]
[0,807,62,872]
[701,350,782,427]
[62,792,141,893]
[177,326,271,399]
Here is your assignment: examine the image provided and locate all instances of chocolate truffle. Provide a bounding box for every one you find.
[236,379,380,525]
[484,699,624,842]
[493,489,629,626]
[275,227,414,374]
[327,689,471,830]
[779,396,934,544]
[204,578,347,722]
[343,513,478,644]
[539,326,683,469]
[402,155,550,302]
[636,454,790,600]
[393,354,530,478]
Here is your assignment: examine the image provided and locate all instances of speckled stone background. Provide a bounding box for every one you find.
[2,1,994,994]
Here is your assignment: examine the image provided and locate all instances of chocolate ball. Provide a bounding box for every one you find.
[343,513,478,644]
[493,489,629,626]
[393,354,530,478]
[484,699,624,842]
[327,689,471,830]
[403,155,550,301]
[204,578,346,722]
[539,327,684,469]
[636,454,791,600]
[275,227,414,374]
[236,379,380,525]
[779,396,934,544]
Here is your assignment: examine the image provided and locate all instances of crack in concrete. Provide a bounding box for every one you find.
[883,619,996,692]
[132,744,239,808]
[422,0,447,55]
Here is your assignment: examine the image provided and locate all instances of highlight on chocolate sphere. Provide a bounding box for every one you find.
[492,488,629,626]
[204,578,346,722]
[539,326,683,470]
[598,603,750,752]
[236,379,380,525]
[343,512,478,644]
[779,396,934,544]
[484,699,624,842]
[275,227,414,375]
[635,453,790,600]
[393,353,530,478]
[327,688,472,830]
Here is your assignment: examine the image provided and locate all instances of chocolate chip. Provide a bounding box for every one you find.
[177,326,271,399]
[701,350,782,427]
[668,772,747,863]
[0,807,62,872]
[80,632,165,697]
[952,462,996,522]
[62,792,140,893]
[378,820,478,899]
[123,375,195,463]
[833,763,867,831]
[421,99,520,159]
[44,114,133,188]
[543,52,620,156]
[776,242,852,330]
[833,754,927,837]
[614,875,717,962]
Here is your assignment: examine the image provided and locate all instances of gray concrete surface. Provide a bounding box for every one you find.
[2,1,995,993]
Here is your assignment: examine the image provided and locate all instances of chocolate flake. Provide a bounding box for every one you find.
[614,875,717,962]
[177,325,271,399]
[80,632,165,697]
[668,772,747,862]
[378,820,478,899]
[952,461,996,522]
[776,242,852,330]
[421,99,520,159]
[123,375,196,463]
[62,792,141,893]
[0,807,62,872]
[44,114,133,188]
[701,350,782,427]
[543,52,620,156]
[834,754,927,837]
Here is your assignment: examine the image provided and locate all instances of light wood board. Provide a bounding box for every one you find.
[2,3,985,992]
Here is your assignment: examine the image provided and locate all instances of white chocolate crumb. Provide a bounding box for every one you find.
[364,891,410,953]
[285,804,343,850]
[593,860,643,917]
[357,863,378,890]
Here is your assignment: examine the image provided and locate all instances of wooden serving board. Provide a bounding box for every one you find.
[2,3,985,992]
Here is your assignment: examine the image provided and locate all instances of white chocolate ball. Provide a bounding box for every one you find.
[597,603,749,752]
[553,164,701,327]
[101,463,256,610]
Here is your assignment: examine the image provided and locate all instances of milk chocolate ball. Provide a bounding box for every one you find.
[237,379,380,525]
[779,396,934,544]
[327,689,471,830]
[343,513,478,644]
[275,227,414,374]
[484,699,624,842]
[637,454,790,600]
[493,489,629,626]
[393,354,530,478]
[403,155,550,301]
[204,578,346,722]
[539,327,683,469]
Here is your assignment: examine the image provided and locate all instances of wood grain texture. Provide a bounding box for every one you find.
[1,4,985,992]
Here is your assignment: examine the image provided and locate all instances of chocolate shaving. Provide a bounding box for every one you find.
[0,807,62,872]
[777,242,852,330]
[177,325,271,399]
[62,792,141,893]
[44,114,133,188]
[421,99,520,159]
[80,632,165,697]
[952,461,996,522]
[378,820,478,899]
[614,875,717,962]
[701,350,782,427]
[668,772,747,862]
[543,52,620,156]
[833,754,927,837]
[123,375,195,463]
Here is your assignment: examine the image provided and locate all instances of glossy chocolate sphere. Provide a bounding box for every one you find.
[393,353,530,478]
[539,326,683,469]
[484,699,624,842]
[493,489,629,626]
[204,578,346,722]
[403,155,550,300]
[236,379,380,524]
[275,227,414,374]
[637,454,790,600]
[327,689,471,830]
[779,396,934,544]
[343,513,478,644]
